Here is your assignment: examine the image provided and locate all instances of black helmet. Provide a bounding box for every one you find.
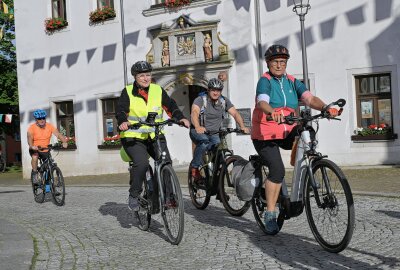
[207,78,224,90]
[264,45,290,61]
[131,61,152,76]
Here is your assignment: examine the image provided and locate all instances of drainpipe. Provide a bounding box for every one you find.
[120,0,128,85]
[254,0,263,77]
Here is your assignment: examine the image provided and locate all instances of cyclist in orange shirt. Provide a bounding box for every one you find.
[27,109,68,184]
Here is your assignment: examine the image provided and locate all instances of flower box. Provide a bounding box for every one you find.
[89,6,116,24]
[101,134,121,146]
[164,0,191,8]
[97,144,121,150]
[45,17,68,33]
[351,133,398,141]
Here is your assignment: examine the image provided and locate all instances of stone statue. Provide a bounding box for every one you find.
[161,40,170,67]
[203,33,213,62]
[178,17,185,29]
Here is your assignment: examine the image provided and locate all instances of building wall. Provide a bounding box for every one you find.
[15,0,400,178]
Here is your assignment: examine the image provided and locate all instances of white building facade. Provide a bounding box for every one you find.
[15,0,400,178]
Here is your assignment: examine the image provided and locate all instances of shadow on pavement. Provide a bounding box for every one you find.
[98,202,168,242]
[375,210,400,219]
[0,190,25,194]
[185,198,399,269]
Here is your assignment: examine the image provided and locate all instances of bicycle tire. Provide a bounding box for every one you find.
[218,155,250,216]
[50,166,65,206]
[32,172,45,203]
[135,166,152,231]
[251,166,285,234]
[187,165,210,210]
[0,156,5,173]
[304,159,355,253]
[160,164,184,245]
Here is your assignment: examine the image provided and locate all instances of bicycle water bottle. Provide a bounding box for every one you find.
[146,169,153,192]
[43,171,50,193]
[203,151,213,175]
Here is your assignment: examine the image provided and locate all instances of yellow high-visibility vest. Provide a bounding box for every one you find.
[120,83,164,140]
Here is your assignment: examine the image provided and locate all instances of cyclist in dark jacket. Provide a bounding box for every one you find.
[251,45,339,235]
[116,61,190,211]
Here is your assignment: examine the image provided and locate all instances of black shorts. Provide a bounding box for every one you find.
[252,126,301,184]
[29,149,50,161]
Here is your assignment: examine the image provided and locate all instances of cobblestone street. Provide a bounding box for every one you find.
[0,186,399,269]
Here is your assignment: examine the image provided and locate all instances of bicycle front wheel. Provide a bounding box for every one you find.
[304,159,355,253]
[160,164,184,245]
[219,155,250,216]
[188,165,210,210]
[51,166,65,206]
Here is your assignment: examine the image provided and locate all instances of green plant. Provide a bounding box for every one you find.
[89,6,116,23]
[44,17,68,32]
[102,134,121,145]
[355,124,392,136]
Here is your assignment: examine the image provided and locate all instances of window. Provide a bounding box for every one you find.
[98,0,114,8]
[102,98,118,138]
[52,0,67,20]
[353,73,396,139]
[56,101,75,140]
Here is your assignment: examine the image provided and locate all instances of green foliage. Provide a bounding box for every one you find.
[0,0,18,107]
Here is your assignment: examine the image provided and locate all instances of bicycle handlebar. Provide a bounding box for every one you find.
[205,128,245,136]
[128,118,184,130]
[266,98,346,125]
[37,144,60,151]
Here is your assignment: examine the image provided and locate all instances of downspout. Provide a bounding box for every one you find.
[254,0,263,77]
[120,0,128,85]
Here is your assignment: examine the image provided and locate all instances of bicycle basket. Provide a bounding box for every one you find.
[232,158,259,201]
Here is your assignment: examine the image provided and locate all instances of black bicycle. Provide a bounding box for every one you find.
[251,99,354,253]
[188,128,250,216]
[129,112,185,245]
[31,145,65,206]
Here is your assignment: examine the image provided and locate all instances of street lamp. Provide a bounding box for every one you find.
[292,0,311,90]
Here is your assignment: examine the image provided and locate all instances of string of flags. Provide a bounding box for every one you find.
[0,114,15,123]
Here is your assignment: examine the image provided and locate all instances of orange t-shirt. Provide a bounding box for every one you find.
[28,123,56,149]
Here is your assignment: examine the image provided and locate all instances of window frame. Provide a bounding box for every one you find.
[101,98,119,139]
[97,0,114,9]
[51,0,67,20]
[55,100,76,142]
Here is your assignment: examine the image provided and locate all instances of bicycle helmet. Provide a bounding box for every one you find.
[207,78,224,90]
[131,61,153,76]
[264,45,290,61]
[33,109,47,119]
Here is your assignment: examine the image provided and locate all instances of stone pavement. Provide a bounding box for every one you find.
[0,166,399,269]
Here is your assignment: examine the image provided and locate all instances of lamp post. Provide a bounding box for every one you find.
[292,0,311,90]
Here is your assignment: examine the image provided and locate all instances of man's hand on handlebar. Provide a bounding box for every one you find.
[241,127,250,134]
[179,118,190,128]
[195,126,206,134]
[270,111,284,123]
[119,121,130,131]
[30,146,39,151]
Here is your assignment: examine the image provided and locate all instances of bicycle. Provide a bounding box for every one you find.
[0,152,5,173]
[251,99,355,253]
[188,128,250,216]
[31,145,66,206]
[129,112,185,245]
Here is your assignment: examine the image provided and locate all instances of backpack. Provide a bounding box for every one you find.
[231,157,260,201]
[199,92,227,127]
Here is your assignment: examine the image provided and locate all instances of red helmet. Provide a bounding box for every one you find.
[264,45,290,61]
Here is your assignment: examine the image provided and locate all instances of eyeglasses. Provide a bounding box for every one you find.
[209,88,222,92]
[137,73,152,79]
[270,60,288,66]
[36,117,46,120]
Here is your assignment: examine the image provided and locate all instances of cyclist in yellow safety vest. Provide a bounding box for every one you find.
[116,61,190,212]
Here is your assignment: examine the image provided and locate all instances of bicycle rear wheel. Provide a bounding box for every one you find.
[135,166,152,231]
[218,155,250,216]
[304,159,355,253]
[51,166,65,206]
[251,166,285,234]
[32,172,45,203]
[160,164,184,245]
[188,165,210,210]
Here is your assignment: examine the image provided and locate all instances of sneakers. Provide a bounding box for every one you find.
[264,211,280,235]
[31,170,40,185]
[128,195,139,211]
[191,167,205,186]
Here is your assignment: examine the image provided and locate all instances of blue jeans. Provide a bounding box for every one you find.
[189,128,220,168]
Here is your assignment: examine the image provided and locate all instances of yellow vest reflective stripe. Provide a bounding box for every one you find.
[120,84,164,140]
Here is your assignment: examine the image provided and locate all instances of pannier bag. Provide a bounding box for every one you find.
[231,157,260,201]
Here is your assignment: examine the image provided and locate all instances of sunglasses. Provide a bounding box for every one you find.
[36,117,46,120]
